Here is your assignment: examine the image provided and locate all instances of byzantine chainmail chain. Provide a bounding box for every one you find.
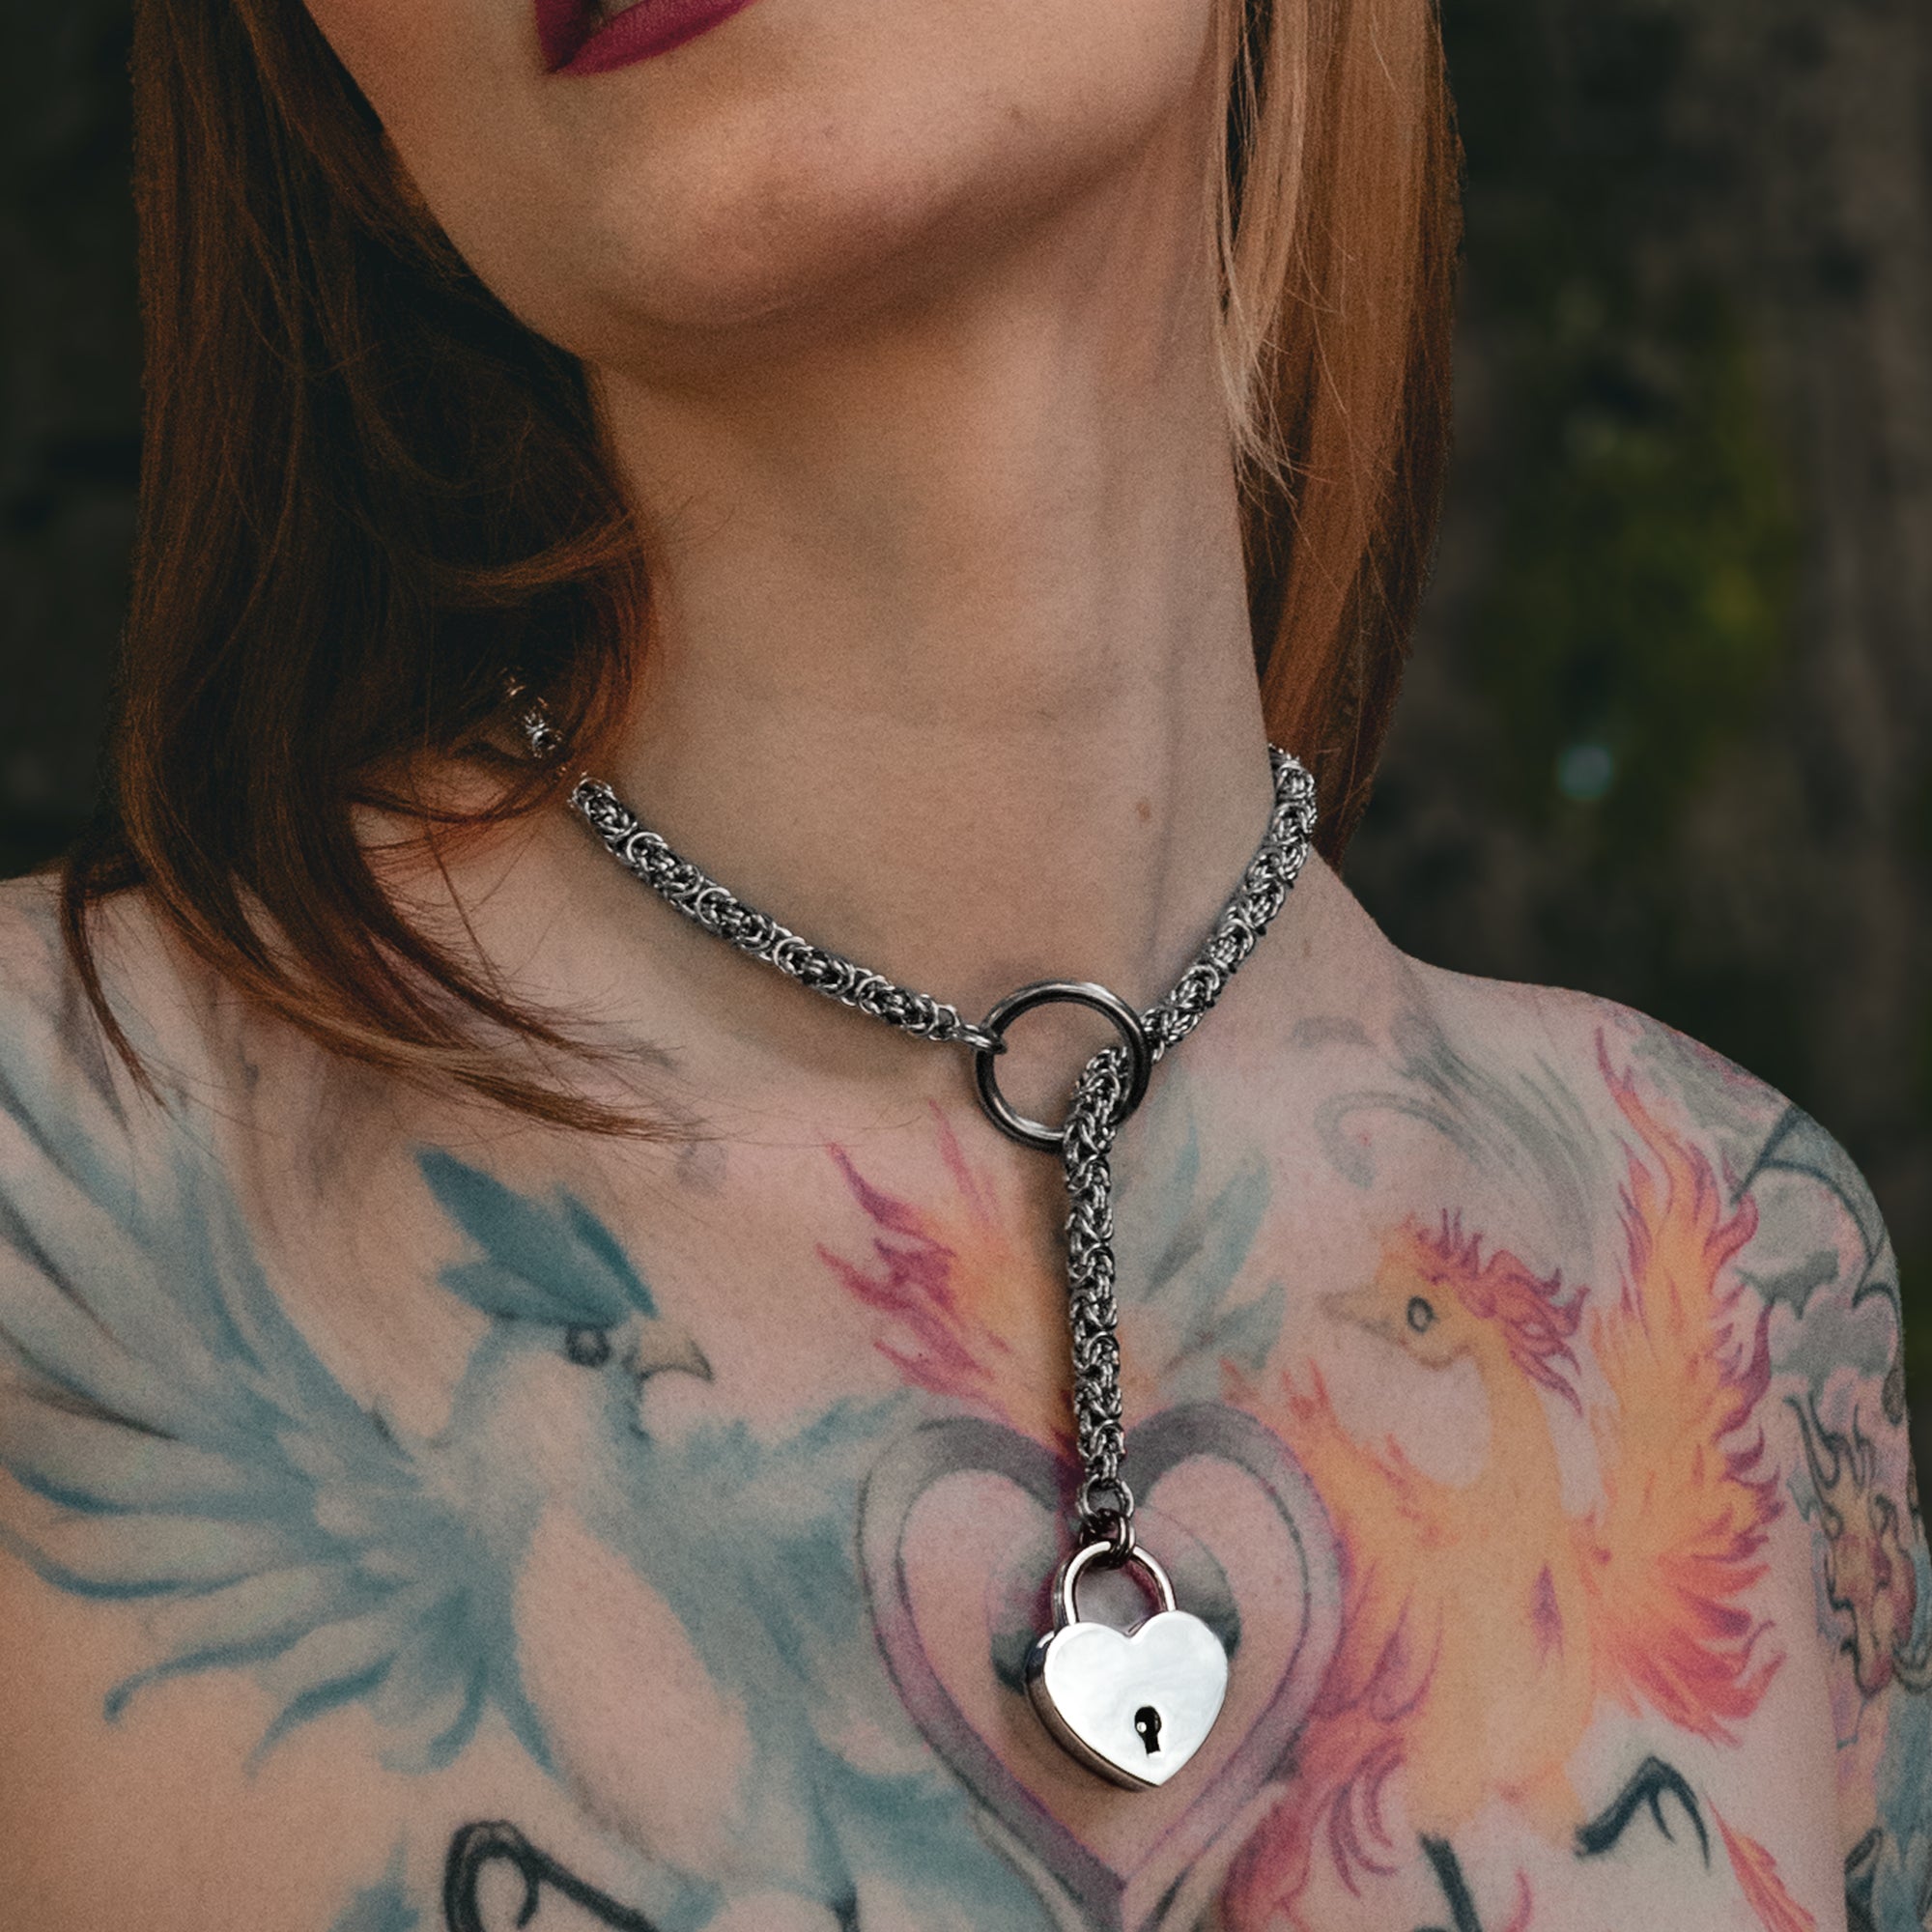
[519,691,1317,1790]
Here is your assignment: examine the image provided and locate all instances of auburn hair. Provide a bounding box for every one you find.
[65,0,1460,1128]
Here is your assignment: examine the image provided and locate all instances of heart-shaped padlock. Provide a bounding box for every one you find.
[1025,1539,1230,1790]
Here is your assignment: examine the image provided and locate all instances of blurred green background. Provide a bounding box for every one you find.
[1345,0,1932,1460]
[2,8,1927,1445]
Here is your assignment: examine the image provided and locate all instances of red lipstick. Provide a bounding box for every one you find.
[536,0,761,74]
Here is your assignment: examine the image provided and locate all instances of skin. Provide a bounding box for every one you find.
[0,1,1924,1927]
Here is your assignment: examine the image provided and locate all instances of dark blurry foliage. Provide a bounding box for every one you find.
[0,5,136,872]
[2,5,1928,1416]
[1481,289,1794,842]
[1348,0,1932,1424]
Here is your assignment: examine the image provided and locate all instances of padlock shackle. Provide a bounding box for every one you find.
[1053,1537,1178,1632]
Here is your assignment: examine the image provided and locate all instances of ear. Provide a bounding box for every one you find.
[417,1150,657,1327]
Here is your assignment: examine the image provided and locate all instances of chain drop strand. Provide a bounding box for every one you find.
[1061,1047,1135,1537]
[1057,749,1317,1540]
[526,698,1316,1548]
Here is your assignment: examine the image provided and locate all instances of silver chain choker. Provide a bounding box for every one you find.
[520,695,1317,1790]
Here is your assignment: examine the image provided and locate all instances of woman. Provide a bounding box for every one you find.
[0,0,1921,1925]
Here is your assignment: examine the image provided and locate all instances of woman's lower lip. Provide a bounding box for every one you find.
[536,0,761,75]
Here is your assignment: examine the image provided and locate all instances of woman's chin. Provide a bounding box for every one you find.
[342,0,1221,369]
[491,151,1047,364]
[496,94,1208,371]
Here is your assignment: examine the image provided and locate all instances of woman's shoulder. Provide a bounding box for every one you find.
[0,872,148,1172]
[0,873,287,1406]
[1256,926,1926,1895]
[1354,945,1918,1809]
[0,869,101,1050]
[1410,952,1890,1264]
[0,874,242,1386]
[1398,952,1924,1843]
[1386,952,1901,1396]
[0,871,224,1174]
[0,874,419,1930]
[1289,867,1856,1240]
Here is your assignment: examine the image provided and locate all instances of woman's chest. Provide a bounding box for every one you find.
[52,1075,1852,1932]
[256,1389,1838,1932]
[325,1147,1843,1932]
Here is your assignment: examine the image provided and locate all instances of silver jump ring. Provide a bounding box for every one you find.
[1054,1538,1176,1630]
[1077,1472,1137,1534]
[972,980,1154,1152]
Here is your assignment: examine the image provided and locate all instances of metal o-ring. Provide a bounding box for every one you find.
[972,980,1154,1152]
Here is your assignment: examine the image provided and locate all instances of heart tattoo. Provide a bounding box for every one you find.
[859,1403,1342,1932]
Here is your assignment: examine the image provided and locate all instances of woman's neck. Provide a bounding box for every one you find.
[554,118,1297,1098]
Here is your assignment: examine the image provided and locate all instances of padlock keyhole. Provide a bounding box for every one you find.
[1134,1705,1163,1755]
